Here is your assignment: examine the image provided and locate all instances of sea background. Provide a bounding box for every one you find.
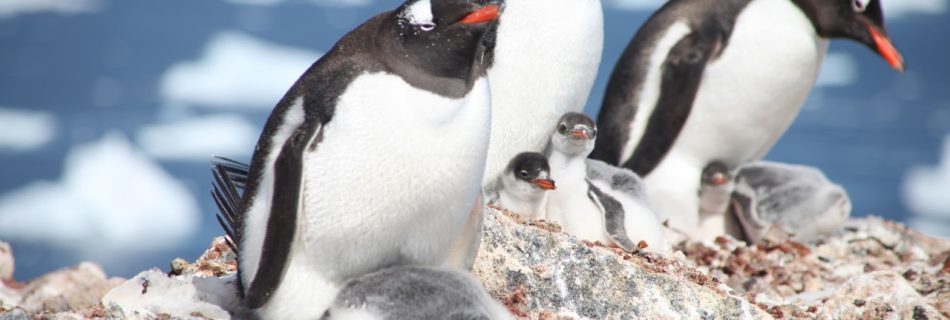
[0,0,948,280]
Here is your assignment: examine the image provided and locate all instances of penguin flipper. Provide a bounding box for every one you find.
[210,156,250,251]
[587,180,638,252]
[245,122,324,309]
[622,30,724,176]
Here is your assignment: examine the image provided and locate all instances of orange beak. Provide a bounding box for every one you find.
[460,4,500,24]
[868,25,904,72]
[531,178,556,190]
[569,129,589,139]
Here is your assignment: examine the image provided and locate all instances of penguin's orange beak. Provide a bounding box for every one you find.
[460,4,500,24]
[531,178,556,190]
[868,25,904,72]
[711,173,729,186]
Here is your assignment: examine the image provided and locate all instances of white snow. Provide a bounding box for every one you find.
[0,132,200,258]
[815,52,858,87]
[0,0,101,18]
[225,0,371,7]
[159,31,321,110]
[884,0,947,19]
[603,0,664,11]
[0,107,58,152]
[903,135,950,237]
[137,114,259,162]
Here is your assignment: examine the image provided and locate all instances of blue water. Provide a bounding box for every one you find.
[1,1,947,280]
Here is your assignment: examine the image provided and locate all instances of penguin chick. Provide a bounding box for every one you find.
[546,112,669,253]
[320,266,513,320]
[487,152,556,220]
[731,161,852,244]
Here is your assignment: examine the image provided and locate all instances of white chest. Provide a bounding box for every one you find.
[675,0,829,166]
[299,74,492,276]
[482,0,604,184]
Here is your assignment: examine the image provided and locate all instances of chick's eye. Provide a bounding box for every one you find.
[519,170,529,178]
[419,23,435,31]
[852,0,869,12]
[558,124,568,133]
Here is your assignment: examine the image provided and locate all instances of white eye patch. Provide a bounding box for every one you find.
[402,0,435,26]
[852,0,871,12]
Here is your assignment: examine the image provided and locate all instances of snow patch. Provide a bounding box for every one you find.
[884,0,947,19]
[160,31,321,110]
[225,0,371,7]
[815,52,857,87]
[0,132,200,258]
[903,135,950,237]
[0,107,58,152]
[137,114,259,161]
[603,0,664,11]
[0,0,102,18]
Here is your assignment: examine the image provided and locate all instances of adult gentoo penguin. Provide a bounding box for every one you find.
[590,0,904,240]
[320,266,513,320]
[486,152,557,219]
[546,112,668,252]
[212,0,502,317]
[479,0,603,186]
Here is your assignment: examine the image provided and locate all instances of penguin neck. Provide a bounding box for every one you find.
[549,151,588,184]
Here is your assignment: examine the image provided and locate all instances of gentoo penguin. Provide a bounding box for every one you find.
[211,0,502,317]
[486,152,556,219]
[320,266,513,320]
[479,0,603,186]
[730,161,852,244]
[590,0,904,240]
[546,112,668,252]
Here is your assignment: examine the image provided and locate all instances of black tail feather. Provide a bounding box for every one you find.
[210,156,250,252]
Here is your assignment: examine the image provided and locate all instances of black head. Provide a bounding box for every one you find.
[507,152,556,190]
[701,161,731,187]
[378,0,503,97]
[794,0,904,71]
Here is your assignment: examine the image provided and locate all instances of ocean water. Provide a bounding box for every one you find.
[0,0,947,280]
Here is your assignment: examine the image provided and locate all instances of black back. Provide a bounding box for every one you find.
[234,0,501,309]
[590,0,752,176]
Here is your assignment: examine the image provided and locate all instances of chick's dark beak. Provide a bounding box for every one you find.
[531,178,556,190]
[460,4,500,24]
[867,25,904,72]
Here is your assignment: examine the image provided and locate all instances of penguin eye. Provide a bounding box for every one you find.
[519,170,529,178]
[852,0,870,12]
[557,124,568,133]
[419,23,436,31]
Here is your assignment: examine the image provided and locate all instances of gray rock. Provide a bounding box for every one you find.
[18,262,123,314]
[473,208,771,319]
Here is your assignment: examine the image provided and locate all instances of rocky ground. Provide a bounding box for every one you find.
[0,208,948,319]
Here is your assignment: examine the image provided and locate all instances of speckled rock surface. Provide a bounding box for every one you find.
[678,217,950,319]
[473,208,771,319]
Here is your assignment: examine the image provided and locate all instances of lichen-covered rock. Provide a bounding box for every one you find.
[17,262,124,314]
[678,217,950,319]
[473,208,771,319]
[819,270,942,319]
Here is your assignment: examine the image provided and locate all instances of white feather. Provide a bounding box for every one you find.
[481,0,604,185]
